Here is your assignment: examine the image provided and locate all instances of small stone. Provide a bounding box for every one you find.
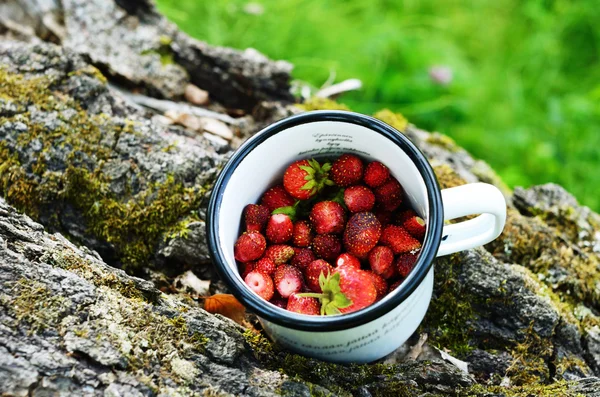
[201,118,233,140]
[178,113,203,131]
[184,84,209,106]
[173,270,210,296]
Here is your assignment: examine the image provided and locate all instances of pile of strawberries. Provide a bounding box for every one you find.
[233,154,426,315]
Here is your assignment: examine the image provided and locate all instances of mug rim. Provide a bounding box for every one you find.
[207,110,444,332]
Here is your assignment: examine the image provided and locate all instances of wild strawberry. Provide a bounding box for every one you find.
[380,225,421,254]
[344,185,375,213]
[373,207,393,226]
[365,271,388,301]
[270,297,288,309]
[331,154,364,187]
[234,232,266,262]
[402,216,426,240]
[266,214,293,243]
[368,246,396,279]
[395,209,417,225]
[264,244,295,265]
[297,268,375,315]
[363,161,390,188]
[287,293,320,315]
[335,253,361,270]
[374,178,403,211]
[305,259,334,292]
[274,265,304,298]
[244,271,274,301]
[292,220,313,247]
[343,212,382,258]
[309,201,346,235]
[291,247,316,269]
[261,185,295,211]
[312,234,342,262]
[240,261,255,279]
[335,266,377,314]
[254,257,277,276]
[389,279,403,292]
[283,159,334,200]
[396,252,418,278]
[243,204,270,232]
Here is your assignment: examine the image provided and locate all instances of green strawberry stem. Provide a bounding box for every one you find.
[299,159,335,197]
[297,272,352,315]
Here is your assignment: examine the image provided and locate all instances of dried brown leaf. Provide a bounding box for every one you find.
[203,294,246,325]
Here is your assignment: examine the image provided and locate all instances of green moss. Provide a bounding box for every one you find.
[420,254,476,356]
[461,380,579,397]
[4,278,71,333]
[68,65,108,85]
[504,322,553,385]
[554,355,591,379]
[0,69,205,271]
[433,164,467,189]
[296,97,350,111]
[242,330,417,395]
[373,109,408,132]
[426,132,460,152]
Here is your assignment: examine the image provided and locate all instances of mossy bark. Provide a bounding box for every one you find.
[1,1,600,396]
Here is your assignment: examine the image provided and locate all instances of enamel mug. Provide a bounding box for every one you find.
[207,111,506,364]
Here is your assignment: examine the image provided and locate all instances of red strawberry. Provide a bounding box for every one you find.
[374,178,403,211]
[264,244,295,265]
[270,297,288,309]
[254,257,276,276]
[287,293,320,315]
[297,267,375,315]
[243,204,270,232]
[396,252,418,278]
[234,232,266,262]
[368,246,396,279]
[309,201,346,235]
[292,220,313,247]
[244,271,274,301]
[331,154,364,187]
[389,279,403,292]
[396,209,417,225]
[240,261,255,279]
[291,247,316,269]
[373,207,393,226]
[261,185,295,211]
[274,265,304,298]
[283,159,333,200]
[305,259,334,292]
[312,234,342,262]
[380,225,421,254]
[266,214,293,243]
[344,185,375,213]
[363,161,390,188]
[365,271,388,301]
[335,266,377,314]
[402,216,426,240]
[343,212,382,258]
[335,253,361,270]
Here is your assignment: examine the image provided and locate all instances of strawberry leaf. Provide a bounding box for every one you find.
[301,179,316,191]
[272,205,297,221]
[298,272,353,316]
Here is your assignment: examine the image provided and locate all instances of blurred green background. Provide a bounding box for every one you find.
[157,0,600,210]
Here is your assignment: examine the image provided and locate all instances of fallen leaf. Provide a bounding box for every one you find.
[203,294,246,325]
[437,347,470,374]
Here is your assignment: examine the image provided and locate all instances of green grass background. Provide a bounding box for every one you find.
[157,0,600,210]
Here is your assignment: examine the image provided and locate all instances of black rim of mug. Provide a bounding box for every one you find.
[206,110,444,332]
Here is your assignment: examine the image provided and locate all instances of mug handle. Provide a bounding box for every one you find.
[436,183,507,257]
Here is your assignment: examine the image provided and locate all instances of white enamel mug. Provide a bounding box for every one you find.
[207,111,506,364]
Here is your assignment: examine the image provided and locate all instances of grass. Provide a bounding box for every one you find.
[156,0,600,211]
